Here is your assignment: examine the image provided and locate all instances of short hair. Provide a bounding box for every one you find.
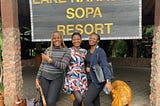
[71,32,82,39]
[90,32,100,40]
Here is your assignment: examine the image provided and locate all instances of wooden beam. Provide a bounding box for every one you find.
[142,15,154,25]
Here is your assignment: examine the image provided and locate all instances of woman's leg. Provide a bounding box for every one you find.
[83,82,103,106]
[47,76,63,106]
[39,77,50,106]
[73,91,82,106]
[93,95,100,106]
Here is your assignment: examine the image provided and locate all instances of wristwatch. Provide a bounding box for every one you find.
[106,79,111,83]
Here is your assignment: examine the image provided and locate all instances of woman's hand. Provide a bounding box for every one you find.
[36,78,40,88]
[41,53,52,63]
[86,67,90,72]
[104,81,112,92]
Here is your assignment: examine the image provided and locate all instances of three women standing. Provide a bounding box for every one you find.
[36,31,112,106]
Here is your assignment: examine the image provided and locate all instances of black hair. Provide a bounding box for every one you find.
[71,32,82,39]
[90,32,100,40]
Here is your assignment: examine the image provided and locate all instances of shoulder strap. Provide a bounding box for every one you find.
[96,48,100,64]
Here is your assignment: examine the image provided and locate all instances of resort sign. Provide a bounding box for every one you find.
[29,0,142,41]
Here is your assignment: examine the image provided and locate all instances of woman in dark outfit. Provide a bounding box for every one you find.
[84,32,112,106]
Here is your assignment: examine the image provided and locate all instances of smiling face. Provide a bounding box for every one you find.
[88,33,99,46]
[72,34,82,49]
[52,32,63,48]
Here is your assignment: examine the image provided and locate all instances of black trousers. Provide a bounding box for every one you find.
[73,91,82,106]
[39,76,63,106]
[73,95,82,106]
[83,80,104,106]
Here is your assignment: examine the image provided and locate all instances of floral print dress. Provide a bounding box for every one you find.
[64,47,88,95]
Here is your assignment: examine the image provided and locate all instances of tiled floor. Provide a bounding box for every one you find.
[22,66,151,106]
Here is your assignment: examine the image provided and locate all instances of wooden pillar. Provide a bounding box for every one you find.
[133,40,137,58]
[150,0,160,105]
[1,0,23,106]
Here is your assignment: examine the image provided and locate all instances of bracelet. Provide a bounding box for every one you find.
[106,79,111,83]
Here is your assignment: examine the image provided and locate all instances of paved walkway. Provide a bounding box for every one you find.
[22,65,151,106]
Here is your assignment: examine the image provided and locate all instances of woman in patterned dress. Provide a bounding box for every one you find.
[64,32,88,106]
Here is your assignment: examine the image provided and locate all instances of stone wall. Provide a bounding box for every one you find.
[21,58,36,67]
[108,57,151,68]
[22,57,151,68]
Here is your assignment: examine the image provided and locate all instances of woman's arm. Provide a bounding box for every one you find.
[98,48,111,80]
[99,48,112,91]
[52,50,71,70]
[43,49,71,70]
[36,48,49,79]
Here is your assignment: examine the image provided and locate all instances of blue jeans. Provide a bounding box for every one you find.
[39,75,63,106]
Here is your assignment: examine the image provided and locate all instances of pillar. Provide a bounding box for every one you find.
[1,0,23,105]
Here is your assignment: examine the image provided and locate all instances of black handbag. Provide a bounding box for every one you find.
[107,62,114,79]
[92,49,105,83]
[92,48,114,83]
[93,64,105,83]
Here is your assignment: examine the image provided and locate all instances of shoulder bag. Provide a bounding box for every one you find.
[93,49,115,83]
[92,50,105,83]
